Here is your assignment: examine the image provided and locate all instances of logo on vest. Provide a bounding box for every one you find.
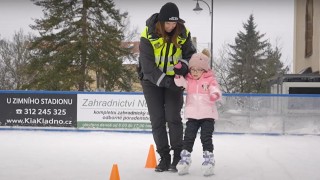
[169,17,178,21]
[154,42,161,49]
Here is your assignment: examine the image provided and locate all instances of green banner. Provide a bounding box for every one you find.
[78,121,152,130]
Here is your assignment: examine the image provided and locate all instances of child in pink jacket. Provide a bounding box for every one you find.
[174,50,221,176]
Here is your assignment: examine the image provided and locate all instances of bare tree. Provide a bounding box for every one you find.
[0,30,32,90]
[212,43,233,93]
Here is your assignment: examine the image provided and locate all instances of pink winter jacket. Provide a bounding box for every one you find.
[174,70,222,120]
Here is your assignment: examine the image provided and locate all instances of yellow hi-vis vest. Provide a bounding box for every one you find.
[141,27,189,75]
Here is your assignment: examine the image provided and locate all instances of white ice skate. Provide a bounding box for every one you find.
[201,151,215,176]
[176,149,192,175]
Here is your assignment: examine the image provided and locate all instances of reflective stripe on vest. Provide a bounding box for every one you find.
[141,27,189,75]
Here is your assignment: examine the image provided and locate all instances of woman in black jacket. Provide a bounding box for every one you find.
[138,2,196,172]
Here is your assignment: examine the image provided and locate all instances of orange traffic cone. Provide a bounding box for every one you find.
[109,164,120,180]
[145,144,157,168]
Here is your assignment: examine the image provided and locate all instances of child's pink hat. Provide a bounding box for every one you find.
[189,53,210,71]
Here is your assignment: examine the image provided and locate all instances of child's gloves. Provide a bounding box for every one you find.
[174,61,188,76]
[210,94,219,102]
[163,76,184,92]
[209,86,222,102]
[174,62,182,69]
[174,75,187,88]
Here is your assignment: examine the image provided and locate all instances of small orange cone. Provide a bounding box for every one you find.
[145,144,157,168]
[109,164,120,180]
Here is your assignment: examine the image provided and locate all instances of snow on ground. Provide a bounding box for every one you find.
[0,130,319,180]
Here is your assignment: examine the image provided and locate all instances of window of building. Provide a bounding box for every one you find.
[305,0,313,57]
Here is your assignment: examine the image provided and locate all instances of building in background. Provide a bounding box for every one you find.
[294,0,319,74]
[271,0,320,94]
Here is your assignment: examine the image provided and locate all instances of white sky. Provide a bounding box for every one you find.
[0,130,319,180]
[0,0,294,70]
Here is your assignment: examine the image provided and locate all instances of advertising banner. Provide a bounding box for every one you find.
[0,93,77,127]
[77,93,151,130]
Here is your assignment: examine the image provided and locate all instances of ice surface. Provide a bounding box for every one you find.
[0,130,319,180]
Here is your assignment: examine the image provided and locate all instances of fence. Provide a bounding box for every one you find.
[218,93,320,135]
[0,90,319,135]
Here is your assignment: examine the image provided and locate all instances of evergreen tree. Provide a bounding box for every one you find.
[227,14,286,93]
[257,44,289,93]
[25,0,135,91]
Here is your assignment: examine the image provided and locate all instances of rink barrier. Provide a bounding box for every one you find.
[1,127,318,136]
[0,90,320,135]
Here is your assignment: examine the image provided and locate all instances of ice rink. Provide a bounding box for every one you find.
[0,129,319,180]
